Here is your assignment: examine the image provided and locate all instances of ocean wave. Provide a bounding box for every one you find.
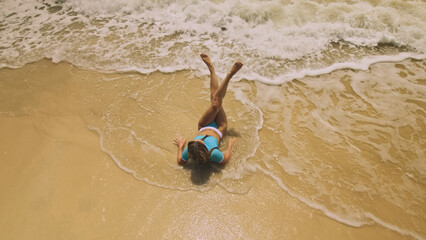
[0,0,425,84]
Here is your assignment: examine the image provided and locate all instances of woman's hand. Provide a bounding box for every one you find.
[173,137,186,149]
[228,137,236,146]
[174,137,187,165]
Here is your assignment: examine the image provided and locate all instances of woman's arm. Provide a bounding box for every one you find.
[173,137,187,165]
[220,138,236,165]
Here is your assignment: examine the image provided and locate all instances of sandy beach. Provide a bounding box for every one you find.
[1,59,424,239]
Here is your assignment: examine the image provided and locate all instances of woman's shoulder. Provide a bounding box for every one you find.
[210,148,224,163]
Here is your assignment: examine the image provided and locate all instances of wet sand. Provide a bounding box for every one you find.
[0,59,423,239]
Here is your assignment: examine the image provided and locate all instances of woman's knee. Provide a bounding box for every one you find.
[211,97,222,111]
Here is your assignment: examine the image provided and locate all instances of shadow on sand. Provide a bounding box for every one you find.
[183,162,224,185]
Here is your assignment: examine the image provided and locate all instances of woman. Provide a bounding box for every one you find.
[173,53,243,165]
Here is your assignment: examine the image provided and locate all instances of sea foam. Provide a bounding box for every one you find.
[0,0,425,84]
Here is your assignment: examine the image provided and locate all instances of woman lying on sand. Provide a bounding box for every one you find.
[173,53,243,165]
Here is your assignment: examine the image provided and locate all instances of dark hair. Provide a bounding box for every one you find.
[187,141,209,164]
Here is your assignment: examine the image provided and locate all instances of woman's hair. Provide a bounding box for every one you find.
[187,141,209,164]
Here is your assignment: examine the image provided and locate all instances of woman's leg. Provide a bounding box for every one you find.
[200,53,219,101]
[198,54,243,130]
[199,55,227,134]
[214,107,228,134]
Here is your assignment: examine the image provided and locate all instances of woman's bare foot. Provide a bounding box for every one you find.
[229,61,243,76]
[200,53,214,70]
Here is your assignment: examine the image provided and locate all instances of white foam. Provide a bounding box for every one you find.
[258,166,425,240]
[258,166,368,227]
[365,212,426,240]
[1,0,425,85]
[240,53,426,85]
[88,125,197,191]
[87,126,136,175]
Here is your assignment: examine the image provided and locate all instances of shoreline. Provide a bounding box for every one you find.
[1,52,424,86]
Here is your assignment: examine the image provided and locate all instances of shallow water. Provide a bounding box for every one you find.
[76,70,262,193]
[247,60,426,238]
